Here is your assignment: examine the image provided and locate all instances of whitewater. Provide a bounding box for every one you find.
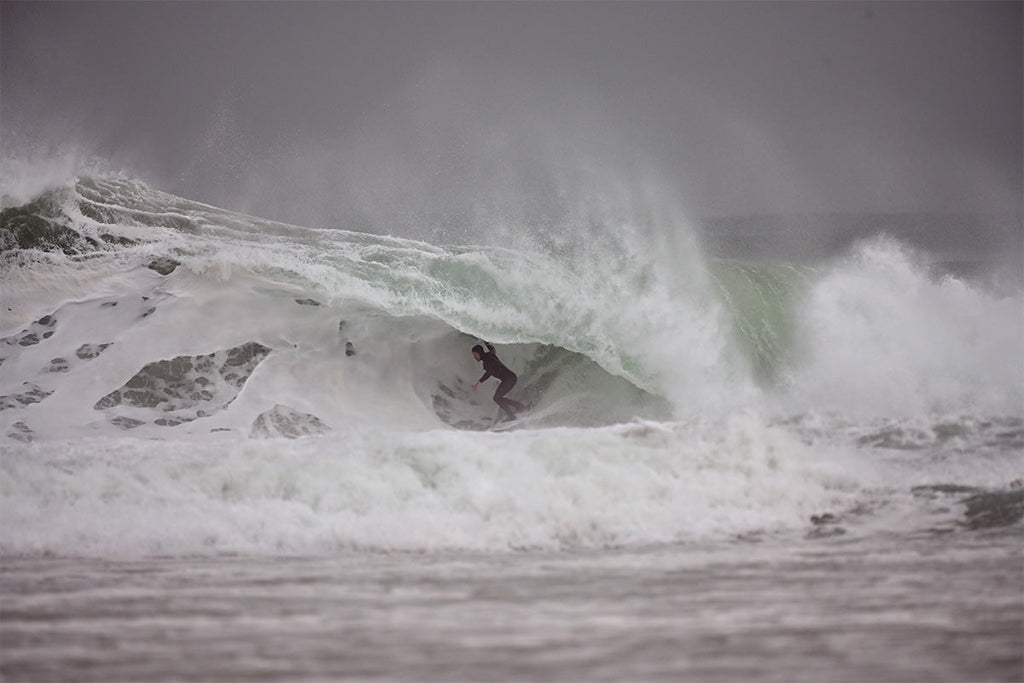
[2,175,1022,681]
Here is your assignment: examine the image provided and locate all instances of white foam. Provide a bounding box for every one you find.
[790,238,1023,417]
[1,414,878,558]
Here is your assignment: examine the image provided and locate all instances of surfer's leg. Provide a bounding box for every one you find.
[501,374,527,413]
[493,377,520,419]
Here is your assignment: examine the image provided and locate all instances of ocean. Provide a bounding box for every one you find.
[1,175,1021,681]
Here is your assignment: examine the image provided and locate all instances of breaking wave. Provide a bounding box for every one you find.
[1,176,1020,556]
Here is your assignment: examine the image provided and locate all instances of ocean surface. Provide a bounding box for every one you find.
[1,175,1021,681]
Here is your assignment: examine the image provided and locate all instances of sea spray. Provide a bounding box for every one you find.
[790,237,1024,417]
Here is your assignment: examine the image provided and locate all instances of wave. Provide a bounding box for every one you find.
[2,176,1021,437]
[1,175,1020,557]
[2,177,685,440]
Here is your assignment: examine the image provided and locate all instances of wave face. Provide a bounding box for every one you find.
[1,176,1021,556]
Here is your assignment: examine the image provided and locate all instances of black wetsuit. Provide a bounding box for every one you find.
[477,342,527,419]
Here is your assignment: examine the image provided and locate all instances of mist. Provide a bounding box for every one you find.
[2,1,1021,245]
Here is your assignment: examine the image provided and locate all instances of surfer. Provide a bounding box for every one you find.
[471,342,527,421]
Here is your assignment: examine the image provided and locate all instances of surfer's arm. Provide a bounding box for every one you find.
[485,342,495,354]
[476,371,492,385]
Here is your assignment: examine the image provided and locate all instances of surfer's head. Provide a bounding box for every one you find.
[471,344,484,360]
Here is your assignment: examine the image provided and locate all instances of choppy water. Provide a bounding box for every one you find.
[3,532,1021,682]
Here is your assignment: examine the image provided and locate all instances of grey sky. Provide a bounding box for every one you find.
[2,1,1021,231]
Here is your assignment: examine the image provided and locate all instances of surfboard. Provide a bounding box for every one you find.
[488,403,532,431]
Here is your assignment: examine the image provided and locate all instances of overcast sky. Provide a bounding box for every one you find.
[2,1,1021,231]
